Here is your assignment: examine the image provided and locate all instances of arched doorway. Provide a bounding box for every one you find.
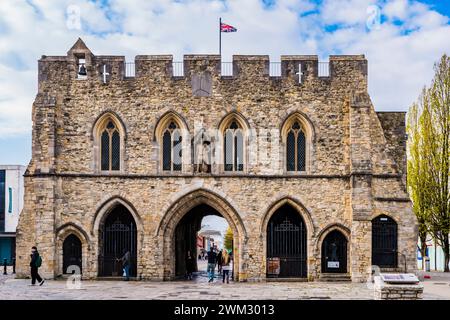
[98,204,137,277]
[372,215,398,268]
[321,230,347,273]
[266,204,307,278]
[63,234,82,274]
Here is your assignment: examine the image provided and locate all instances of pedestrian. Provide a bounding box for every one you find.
[221,249,232,284]
[186,250,195,280]
[117,249,131,281]
[30,246,45,286]
[207,246,217,283]
[217,249,223,274]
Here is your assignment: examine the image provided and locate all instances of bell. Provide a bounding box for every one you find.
[78,64,87,76]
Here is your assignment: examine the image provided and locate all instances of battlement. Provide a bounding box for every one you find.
[37,38,368,92]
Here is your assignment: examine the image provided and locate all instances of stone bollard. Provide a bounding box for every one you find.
[374,275,423,300]
[3,258,7,275]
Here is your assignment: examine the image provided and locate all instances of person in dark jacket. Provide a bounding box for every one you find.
[185,250,195,280]
[30,246,45,286]
[117,249,131,281]
[216,249,223,274]
[207,246,217,282]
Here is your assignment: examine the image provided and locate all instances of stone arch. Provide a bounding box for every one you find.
[153,110,189,141]
[157,188,247,281]
[260,196,315,279]
[315,223,351,275]
[55,222,90,277]
[92,196,144,277]
[280,111,315,173]
[91,111,127,173]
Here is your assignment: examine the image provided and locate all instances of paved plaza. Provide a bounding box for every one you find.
[1,266,450,300]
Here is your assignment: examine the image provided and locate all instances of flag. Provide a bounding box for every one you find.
[220,22,237,33]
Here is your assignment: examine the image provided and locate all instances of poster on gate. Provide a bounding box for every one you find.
[267,257,280,275]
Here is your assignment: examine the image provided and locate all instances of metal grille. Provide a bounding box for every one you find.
[111,131,120,170]
[101,131,109,171]
[297,131,306,171]
[163,130,171,171]
[221,62,233,76]
[173,131,182,171]
[172,62,184,77]
[267,204,307,278]
[286,131,295,171]
[270,62,281,77]
[124,62,135,77]
[63,234,82,274]
[318,62,330,77]
[321,230,347,273]
[99,207,137,277]
[224,130,233,171]
[372,215,398,268]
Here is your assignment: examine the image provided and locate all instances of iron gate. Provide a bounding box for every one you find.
[99,207,137,277]
[267,204,307,278]
[63,234,82,274]
[321,230,347,273]
[372,215,398,268]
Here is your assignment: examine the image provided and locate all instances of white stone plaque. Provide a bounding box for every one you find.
[380,273,419,284]
[327,261,339,268]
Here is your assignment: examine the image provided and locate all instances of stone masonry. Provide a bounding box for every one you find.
[15,38,417,282]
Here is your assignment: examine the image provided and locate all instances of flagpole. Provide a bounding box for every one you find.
[219,17,222,57]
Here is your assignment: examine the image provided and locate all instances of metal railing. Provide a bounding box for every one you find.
[221,62,233,76]
[172,62,184,77]
[318,62,330,77]
[124,62,135,77]
[270,62,281,77]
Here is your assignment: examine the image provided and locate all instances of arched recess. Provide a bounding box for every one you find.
[217,112,250,173]
[260,196,315,279]
[92,111,127,173]
[316,224,350,274]
[153,111,190,173]
[157,188,247,281]
[371,214,398,268]
[280,112,315,174]
[92,196,143,278]
[55,222,90,277]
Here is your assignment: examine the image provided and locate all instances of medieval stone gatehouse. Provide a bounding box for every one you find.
[16,38,417,282]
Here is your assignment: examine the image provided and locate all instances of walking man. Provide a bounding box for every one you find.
[30,246,45,286]
[207,246,217,283]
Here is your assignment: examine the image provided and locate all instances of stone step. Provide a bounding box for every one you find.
[319,273,351,282]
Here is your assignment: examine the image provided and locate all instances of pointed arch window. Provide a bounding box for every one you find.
[286,121,306,171]
[224,120,243,171]
[101,120,121,171]
[162,121,182,172]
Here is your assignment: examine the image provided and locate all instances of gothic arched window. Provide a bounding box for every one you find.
[286,121,306,172]
[101,120,121,171]
[224,120,243,171]
[162,121,182,172]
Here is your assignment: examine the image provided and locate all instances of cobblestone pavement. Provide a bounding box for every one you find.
[1,267,449,300]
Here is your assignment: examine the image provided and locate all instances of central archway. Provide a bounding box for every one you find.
[158,189,247,281]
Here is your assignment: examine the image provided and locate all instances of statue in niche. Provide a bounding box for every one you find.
[193,130,212,173]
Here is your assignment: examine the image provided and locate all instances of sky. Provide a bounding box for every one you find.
[0,0,449,165]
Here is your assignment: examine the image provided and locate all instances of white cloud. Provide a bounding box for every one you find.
[0,0,449,139]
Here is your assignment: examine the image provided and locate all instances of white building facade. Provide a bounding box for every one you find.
[0,165,26,265]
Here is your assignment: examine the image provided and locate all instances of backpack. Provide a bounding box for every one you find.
[35,255,42,268]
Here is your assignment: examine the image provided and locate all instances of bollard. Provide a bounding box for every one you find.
[12,258,16,274]
[3,258,7,275]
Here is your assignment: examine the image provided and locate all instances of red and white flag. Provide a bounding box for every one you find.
[220,22,237,33]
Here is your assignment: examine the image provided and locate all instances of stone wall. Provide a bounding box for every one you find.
[16,39,417,282]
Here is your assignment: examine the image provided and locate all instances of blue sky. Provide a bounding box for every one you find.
[0,0,450,165]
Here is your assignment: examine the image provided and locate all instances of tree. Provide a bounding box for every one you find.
[223,227,233,251]
[407,54,450,271]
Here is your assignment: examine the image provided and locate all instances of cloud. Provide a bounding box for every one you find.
[0,0,449,141]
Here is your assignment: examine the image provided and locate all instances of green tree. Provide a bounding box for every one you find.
[407,54,450,271]
[223,227,233,251]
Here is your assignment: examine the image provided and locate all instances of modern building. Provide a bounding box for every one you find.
[16,39,417,282]
[0,165,26,265]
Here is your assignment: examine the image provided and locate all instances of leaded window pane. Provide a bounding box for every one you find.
[173,130,182,171]
[101,130,110,171]
[297,131,306,171]
[286,130,295,171]
[235,130,243,171]
[224,130,233,171]
[162,130,171,171]
[111,130,120,170]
